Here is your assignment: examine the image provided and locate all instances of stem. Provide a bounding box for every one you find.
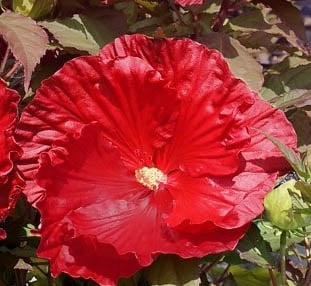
[304,266,311,286]
[304,234,311,265]
[211,0,231,32]
[192,12,200,40]
[268,267,278,286]
[0,45,9,73]
[200,256,222,273]
[3,61,20,80]
[199,256,222,285]
[172,4,186,26]
[216,263,230,284]
[280,231,287,286]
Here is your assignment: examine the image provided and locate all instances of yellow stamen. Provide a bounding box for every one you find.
[135,167,167,191]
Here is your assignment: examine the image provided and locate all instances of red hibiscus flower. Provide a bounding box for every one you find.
[16,34,296,285]
[101,0,204,6]
[175,0,204,6]
[0,79,23,239]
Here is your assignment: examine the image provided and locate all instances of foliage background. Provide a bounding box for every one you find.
[0,0,310,285]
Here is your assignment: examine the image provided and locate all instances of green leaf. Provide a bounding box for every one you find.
[0,11,48,91]
[114,1,138,25]
[295,181,311,202]
[303,148,311,176]
[287,107,311,153]
[227,7,308,53]
[255,219,311,251]
[41,9,127,54]
[143,255,200,286]
[261,54,311,102]
[258,0,307,42]
[199,32,264,92]
[236,224,272,267]
[229,265,278,286]
[0,244,37,258]
[262,132,308,181]
[129,17,163,33]
[228,8,272,32]
[264,180,310,230]
[14,259,33,271]
[13,0,54,19]
[236,30,278,51]
[255,220,283,251]
[272,90,311,110]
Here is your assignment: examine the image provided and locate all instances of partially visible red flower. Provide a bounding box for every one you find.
[175,0,204,6]
[101,0,204,6]
[17,34,297,285]
[0,79,24,239]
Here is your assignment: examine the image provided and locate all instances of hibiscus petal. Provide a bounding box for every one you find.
[155,78,253,176]
[36,124,149,221]
[175,0,204,6]
[66,201,251,261]
[205,170,277,229]
[0,79,21,177]
[165,169,275,229]
[37,226,142,286]
[166,171,234,227]
[0,79,24,231]
[17,55,179,204]
[102,35,255,177]
[0,172,24,223]
[241,94,297,168]
[36,124,170,266]
[36,123,253,283]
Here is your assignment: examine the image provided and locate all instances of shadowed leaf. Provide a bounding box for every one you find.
[199,32,263,92]
[262,132,308,181]
[227,7,309,54]
[287,107,311,152]
[236,224,272,267]
[261,55,311,102]
[144,255,200,286]
[258,0,307,42]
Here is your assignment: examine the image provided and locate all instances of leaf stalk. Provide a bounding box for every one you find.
[280,230,287,285]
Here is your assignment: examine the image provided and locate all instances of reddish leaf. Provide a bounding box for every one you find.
[0,11,48,91]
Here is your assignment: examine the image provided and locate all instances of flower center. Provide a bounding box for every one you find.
[135,167,167,191]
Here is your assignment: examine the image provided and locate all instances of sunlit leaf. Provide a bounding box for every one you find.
[199,32,264,91]
[273,91,311,109]
[143,255,200,286]
[0,11,48,91]
[229,265,278,286]
[13,0,54,19]
[227,6,308,53]
[135,0,157,12]
[261,54,311,101]
[41,10,127,54]
[14,259,33,271]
